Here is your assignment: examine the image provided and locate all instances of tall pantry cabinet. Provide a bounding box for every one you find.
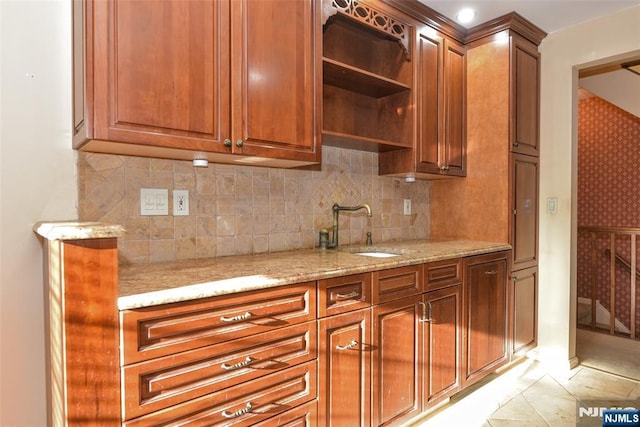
[430,14,546,360]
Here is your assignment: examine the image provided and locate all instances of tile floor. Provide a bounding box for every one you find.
[406,346,640,426]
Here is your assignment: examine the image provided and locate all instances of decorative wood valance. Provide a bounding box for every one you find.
[322,0,411,58]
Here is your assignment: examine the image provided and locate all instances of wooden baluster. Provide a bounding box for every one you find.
[631,234,637,339]
[590,232,597,330]
[610,233,616,335]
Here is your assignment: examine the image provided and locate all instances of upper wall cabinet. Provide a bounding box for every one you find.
[321,0,416,152]
[511,35,541,156]
[73,0,320,167]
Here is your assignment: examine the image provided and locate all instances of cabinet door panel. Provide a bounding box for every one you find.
[94,0,230,150]
[319,309,371,427]
[424,285,461,406]
[232,0,319,161]
[372,296,422,426]
[416,30,442,172]
[512,37,540,156]
[442,38,466,176]
[463,252,509,386]
[511,154,539,270]
[511,266,538,356]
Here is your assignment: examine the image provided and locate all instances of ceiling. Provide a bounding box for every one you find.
[419,0,640,33]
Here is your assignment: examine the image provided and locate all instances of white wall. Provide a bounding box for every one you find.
[537,6,640,369]
[0,1,77,425]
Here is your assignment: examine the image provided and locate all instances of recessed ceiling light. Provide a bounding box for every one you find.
[456,8,476,24]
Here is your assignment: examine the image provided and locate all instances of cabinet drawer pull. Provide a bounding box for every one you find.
[236,139,244,148]
[221,356,254,371]
[220,311,252,322]
[223,138,232,147]
[484,270,498,275]
[222,402,253,419]
[335,290,359,300]
[336,340,358,351]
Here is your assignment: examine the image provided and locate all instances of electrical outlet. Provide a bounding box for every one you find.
[173,190,189,216]
[404,198,411,216]
[140,188,168,215]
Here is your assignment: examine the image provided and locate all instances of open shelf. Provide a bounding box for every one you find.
[322,130,411,152]
[323,57,411,98]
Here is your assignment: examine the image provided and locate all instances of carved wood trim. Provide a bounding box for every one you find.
[465,12,547,46]
[322,0,411,58]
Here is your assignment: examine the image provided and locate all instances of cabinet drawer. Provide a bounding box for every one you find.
[318,272,371,317]
[122,321,317,420]
[121,282,316,364]
[372,265,423,304]
[252,400,317,427]
[123,360,317,426]
[424,258,462,291]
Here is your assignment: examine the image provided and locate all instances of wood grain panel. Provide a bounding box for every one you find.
[425,258,462,291]
[318,272,371,317]
[372,265,423,304]
[121,282,316,364]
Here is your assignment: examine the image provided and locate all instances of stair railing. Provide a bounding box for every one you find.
[578,226,640,339]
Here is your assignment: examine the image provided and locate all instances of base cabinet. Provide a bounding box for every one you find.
[510,266,538,357]
[463,252,510,387]
[372,296,423,426]
[422,284,462,407]
[318,308,371,427]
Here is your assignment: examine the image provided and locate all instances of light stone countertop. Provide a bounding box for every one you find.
[118,239,511,310]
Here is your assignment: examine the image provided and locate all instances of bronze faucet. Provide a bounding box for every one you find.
[324,203,373,249]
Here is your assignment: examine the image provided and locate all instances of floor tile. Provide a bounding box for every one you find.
[553,366,638,400]
[488,394,548,425]
[522,376,577,425]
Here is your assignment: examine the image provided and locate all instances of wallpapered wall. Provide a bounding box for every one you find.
[577,96,640,334]
[78,146,430,265]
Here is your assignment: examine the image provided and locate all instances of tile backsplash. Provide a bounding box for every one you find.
[78,146,430,265]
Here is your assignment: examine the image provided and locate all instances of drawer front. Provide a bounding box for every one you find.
[121,282,316,364]
[122,321,317,420]
[424,258,462,291]
[318,272,371,317]
[372,265,423,304]
[123,360,317,427]
[252,400,317,427]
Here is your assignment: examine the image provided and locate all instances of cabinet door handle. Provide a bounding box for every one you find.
[513,142,520,147]
[220,311,252,322]
[419,301,432,322]
[484,270,498,275]
[223,138,232,147]
[222,402,253,419]
[221,356,254,371]
[336,340,358,350]
[335,290,359,300]
[439,165,450,171]
[236,139,244,148]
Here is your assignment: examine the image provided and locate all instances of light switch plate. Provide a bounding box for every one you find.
[140,188,168,215]
[404,198,411,216]
[546,197,558,214]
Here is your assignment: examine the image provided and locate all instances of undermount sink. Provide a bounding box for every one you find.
[353,251,400,258]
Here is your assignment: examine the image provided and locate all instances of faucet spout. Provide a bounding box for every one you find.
[327,203,373,249]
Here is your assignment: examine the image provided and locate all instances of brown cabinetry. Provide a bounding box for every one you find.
[511,35,541,157]
[321,0,415,152]
[511,153,539,271]
[422,280,462,406]
[319,308,371,426]
[463,251,510,387]
[120,282,317,424]
[372,295,423,426]
[510,266,538,357]
[379,27,466,179]
[73,0,319,166]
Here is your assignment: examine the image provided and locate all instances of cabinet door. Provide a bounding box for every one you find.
[423,285,461,407]
[372,296,422,426]
[442,38,466,176]
[511,36,540,156]
[511,266,538,357]
[511,153,539,270]
[416,31,466,177]
[463,252,509,387]
[231,0,319,162]
[318,309,371,427]
[87,0,231,152]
